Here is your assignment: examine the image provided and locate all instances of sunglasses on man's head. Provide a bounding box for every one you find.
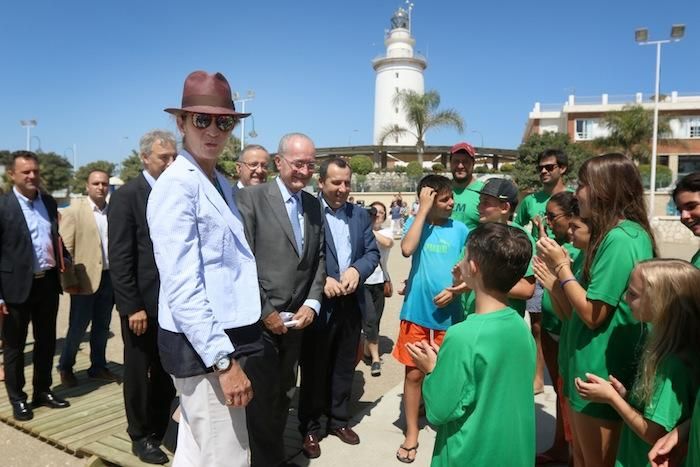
[191,113,237,132]
[537,163,559,172]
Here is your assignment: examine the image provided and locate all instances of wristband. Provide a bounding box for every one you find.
[560,277,577,288]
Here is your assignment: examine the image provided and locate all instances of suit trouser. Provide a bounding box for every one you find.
[120,315,175,441]
[58,271,114,372]
[245,327,303,467]
[172,369,249,467]
[298,295,362,435]
[2,275,59,402]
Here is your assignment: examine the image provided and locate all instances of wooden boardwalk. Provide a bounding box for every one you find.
[0,342,302,466]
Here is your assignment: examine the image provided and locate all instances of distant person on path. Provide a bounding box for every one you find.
[148,70,261,466]
[449,141,483,232]
[393,175,468,463]
[298,158,379,459]
[234,144,270,195]
[671,172,700,267]
[58,169,119,386]
[514,148,570,395]
[108,130,177,464]
[236,132,325,467]
[390,200,402,236]
[0,151,70,421]
[409,223,536,467]
[363,201,394,376]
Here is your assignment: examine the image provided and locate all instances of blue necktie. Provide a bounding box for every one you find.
[289,193,303,254]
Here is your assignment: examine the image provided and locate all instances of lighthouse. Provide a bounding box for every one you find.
[372,5,427,146]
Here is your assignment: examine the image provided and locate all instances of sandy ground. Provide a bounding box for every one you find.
[0,238,694,466]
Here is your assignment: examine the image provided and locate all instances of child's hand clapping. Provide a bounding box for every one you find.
[406,340,440,374]
[575,372,626,403]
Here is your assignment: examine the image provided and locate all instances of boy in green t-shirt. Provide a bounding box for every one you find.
[457,178,536,317]
[408,222,536,467]
[672,172,700,268]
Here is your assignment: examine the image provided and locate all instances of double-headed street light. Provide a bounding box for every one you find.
[635,24,685,217]
[20,119,37,151]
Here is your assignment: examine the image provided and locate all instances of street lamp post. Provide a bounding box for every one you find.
[64,144,78,171]
[635,24,685,218]
[233,90,255,151]
[20,119,37,151]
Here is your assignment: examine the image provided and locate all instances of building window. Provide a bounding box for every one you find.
[574,118,607,141]
[659,155,669,166]
[575,119,594,140]
[689,119,700,138]
[678,155,700,179]
[395,107,399,114]
[395,72,399,78]
[395,136,399,144]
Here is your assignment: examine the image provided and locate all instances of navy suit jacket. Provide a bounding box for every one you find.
[320,200,379,319]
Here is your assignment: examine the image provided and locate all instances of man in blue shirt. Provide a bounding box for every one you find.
[298,158,379,459]
[0,151,70,421]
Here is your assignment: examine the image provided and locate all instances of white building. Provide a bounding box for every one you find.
[524,92,700,181]
[372,7,427,146]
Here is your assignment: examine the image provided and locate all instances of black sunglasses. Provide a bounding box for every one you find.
[537,163,559,172]
[191,113,237,132]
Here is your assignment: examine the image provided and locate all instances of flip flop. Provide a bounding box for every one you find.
[396,443,419,464]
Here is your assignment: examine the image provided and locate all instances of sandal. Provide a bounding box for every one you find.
[396,443,419,463]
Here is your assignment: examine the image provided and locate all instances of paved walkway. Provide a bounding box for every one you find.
[0,235,693,466]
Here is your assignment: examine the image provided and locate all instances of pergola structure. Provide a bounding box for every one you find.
[313,145,518,170]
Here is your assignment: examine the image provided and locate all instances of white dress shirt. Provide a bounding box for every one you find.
[88,197,109,270]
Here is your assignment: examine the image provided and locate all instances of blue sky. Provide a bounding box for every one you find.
[1,0,698,169]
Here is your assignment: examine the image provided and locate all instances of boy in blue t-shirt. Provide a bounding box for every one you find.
[392,175,468,463]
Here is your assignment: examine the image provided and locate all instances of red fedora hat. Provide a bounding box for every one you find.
[164,71,251,117]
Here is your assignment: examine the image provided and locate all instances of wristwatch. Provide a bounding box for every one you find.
[213,351,232,373]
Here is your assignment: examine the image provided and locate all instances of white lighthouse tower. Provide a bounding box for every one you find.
[372,5,427,146]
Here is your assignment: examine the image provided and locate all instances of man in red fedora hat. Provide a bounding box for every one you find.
[148,70,262,467]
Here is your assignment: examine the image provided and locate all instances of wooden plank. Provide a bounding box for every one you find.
[63,417,127,447]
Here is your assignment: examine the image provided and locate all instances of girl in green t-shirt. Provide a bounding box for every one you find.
[537,153,657,467]
[574,259,700,467]
[532,191,580,465]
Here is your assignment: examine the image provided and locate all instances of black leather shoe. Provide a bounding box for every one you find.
[32,391,70,409]
[132,437,168,464]
[12,400,34,421]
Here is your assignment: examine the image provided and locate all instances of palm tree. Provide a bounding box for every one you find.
[593,105,675,162]
[377,89,464,165]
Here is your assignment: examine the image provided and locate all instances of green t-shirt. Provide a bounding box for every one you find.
[541,243,581,336]
[423,307,536,467]
[568,220,655,420]
[559,252,586,399]
[451,179,484,232]
[692,249,700,269]
[615,355,699,467]
[461,222,535,319]
[514,190,552,242]
[686,389,700,467]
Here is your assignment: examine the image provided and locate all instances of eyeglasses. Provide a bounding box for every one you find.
[280,156,315,171]
[545,211,566,222]
[191,113,237,132]
[537,163,559,172]
[238,161,267,171]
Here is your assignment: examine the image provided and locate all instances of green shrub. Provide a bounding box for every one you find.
[638,164,673,189]
[406,161,423,179]
[432,162,445,173]
[499,163,514,173]
[349,155,374,175]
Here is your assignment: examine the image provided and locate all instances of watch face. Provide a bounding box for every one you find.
[216,357,231,371]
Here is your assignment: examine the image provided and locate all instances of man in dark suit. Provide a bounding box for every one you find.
[236,132,326,467]
[0,151,70,421]
[298,158,379,459]
[108,130,177,464]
